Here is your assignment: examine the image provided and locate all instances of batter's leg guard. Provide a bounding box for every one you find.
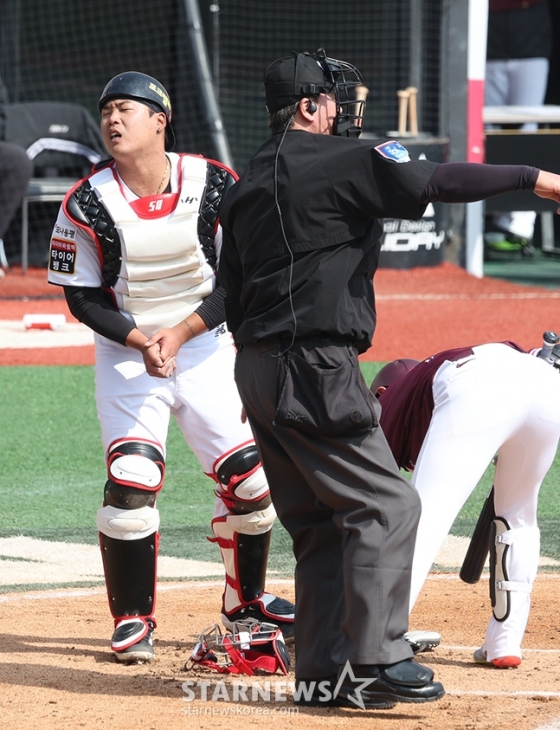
[211,445,295,640]
[490,518,536,622]
[97,439,165,664]
[484,519,539,666]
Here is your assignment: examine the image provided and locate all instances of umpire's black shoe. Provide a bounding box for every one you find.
[333,658,445,709]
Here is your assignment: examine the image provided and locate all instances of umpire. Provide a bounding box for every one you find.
[218,48,560,709]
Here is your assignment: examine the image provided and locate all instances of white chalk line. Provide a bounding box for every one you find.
[0,578,295,604]
[2,570,560,604]
[448,690,560,698]
[444,645,560,654]
[422,572,560,580]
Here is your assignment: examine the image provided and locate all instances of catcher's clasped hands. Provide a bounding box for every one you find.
[141,314,208,378]
[142,328,180,378]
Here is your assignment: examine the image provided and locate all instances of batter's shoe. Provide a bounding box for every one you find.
[222,593,295,641]
[404,630,441,654]
[473,647,521,669]
[334,658,445,709]
[111,618,155,664]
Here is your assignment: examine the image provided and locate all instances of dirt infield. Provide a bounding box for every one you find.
[3,577,560,730]
[2,262,560,729]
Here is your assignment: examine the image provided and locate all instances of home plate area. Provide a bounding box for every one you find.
[3,574,560,730]
[0,319,94,348]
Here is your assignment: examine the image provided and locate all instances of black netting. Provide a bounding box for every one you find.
[0,0,443,264]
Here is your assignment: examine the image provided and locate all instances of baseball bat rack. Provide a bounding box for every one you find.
[387,86,419,138]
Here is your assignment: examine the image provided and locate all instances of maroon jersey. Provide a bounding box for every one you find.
[378,342,525,471]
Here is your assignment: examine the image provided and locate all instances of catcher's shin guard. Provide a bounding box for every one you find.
[98,528,158,620]
[490,518,539,622]
[97,440,165,660]
[211,444,295,638]
[211,507,275,611]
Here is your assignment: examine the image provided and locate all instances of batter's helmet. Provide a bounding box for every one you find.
[99,71,175,149]
[370,358,420,395]
[264,48,366,138]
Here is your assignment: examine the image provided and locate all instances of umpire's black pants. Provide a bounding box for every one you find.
[235,341,421,680]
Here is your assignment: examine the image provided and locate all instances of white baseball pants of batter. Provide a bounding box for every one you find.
[409,343,560,661]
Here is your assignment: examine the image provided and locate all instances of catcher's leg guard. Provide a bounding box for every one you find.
[97,440,165,663]
[211,445,295,638]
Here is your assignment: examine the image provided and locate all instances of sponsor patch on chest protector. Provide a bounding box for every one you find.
[49,238,76,275]
[375,140,411,163]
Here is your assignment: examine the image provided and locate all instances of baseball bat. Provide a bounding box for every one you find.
[406,87,418,136]
[354,84,369,104]
[397,89,410,136]
[459,486,495,584]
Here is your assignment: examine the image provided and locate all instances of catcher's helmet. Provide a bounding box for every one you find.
[99,71,175,149]
[264,48,366,138]
[370,358,420,395]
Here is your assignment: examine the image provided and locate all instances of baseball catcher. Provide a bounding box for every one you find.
[47,71,294,663]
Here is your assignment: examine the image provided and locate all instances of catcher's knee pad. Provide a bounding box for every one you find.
[214,444,271,514]
[104,440,165,510]
[211,504,276,611]
[490,518,540,622]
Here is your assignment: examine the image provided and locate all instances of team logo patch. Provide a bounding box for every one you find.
[129,193,178,218]
[148,82,171,113]
[49,238,76,275]
[375,140,411,163]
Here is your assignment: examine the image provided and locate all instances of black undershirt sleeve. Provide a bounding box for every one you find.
[63,286,135,346]
[65,284,226,344]
[421,163,539,204]
[194,286,226,330]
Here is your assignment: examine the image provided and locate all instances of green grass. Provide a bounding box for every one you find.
[0,366,295,578]
[1,364,560,587]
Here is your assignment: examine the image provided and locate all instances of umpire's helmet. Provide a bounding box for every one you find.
[99,71,175,149]
[370,358,420,396]
[264,49,366,138]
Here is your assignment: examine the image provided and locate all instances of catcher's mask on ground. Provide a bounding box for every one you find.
[264,48,365,137]
[188,619,290,676]
[370,358,420,396]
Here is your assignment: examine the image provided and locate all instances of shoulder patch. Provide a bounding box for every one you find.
[49,237,77,275]
[375,140,411,163]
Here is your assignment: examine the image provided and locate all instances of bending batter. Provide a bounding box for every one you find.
[373,343,560,668]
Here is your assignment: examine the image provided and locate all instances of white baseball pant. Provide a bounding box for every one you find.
[409,343,560,660]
